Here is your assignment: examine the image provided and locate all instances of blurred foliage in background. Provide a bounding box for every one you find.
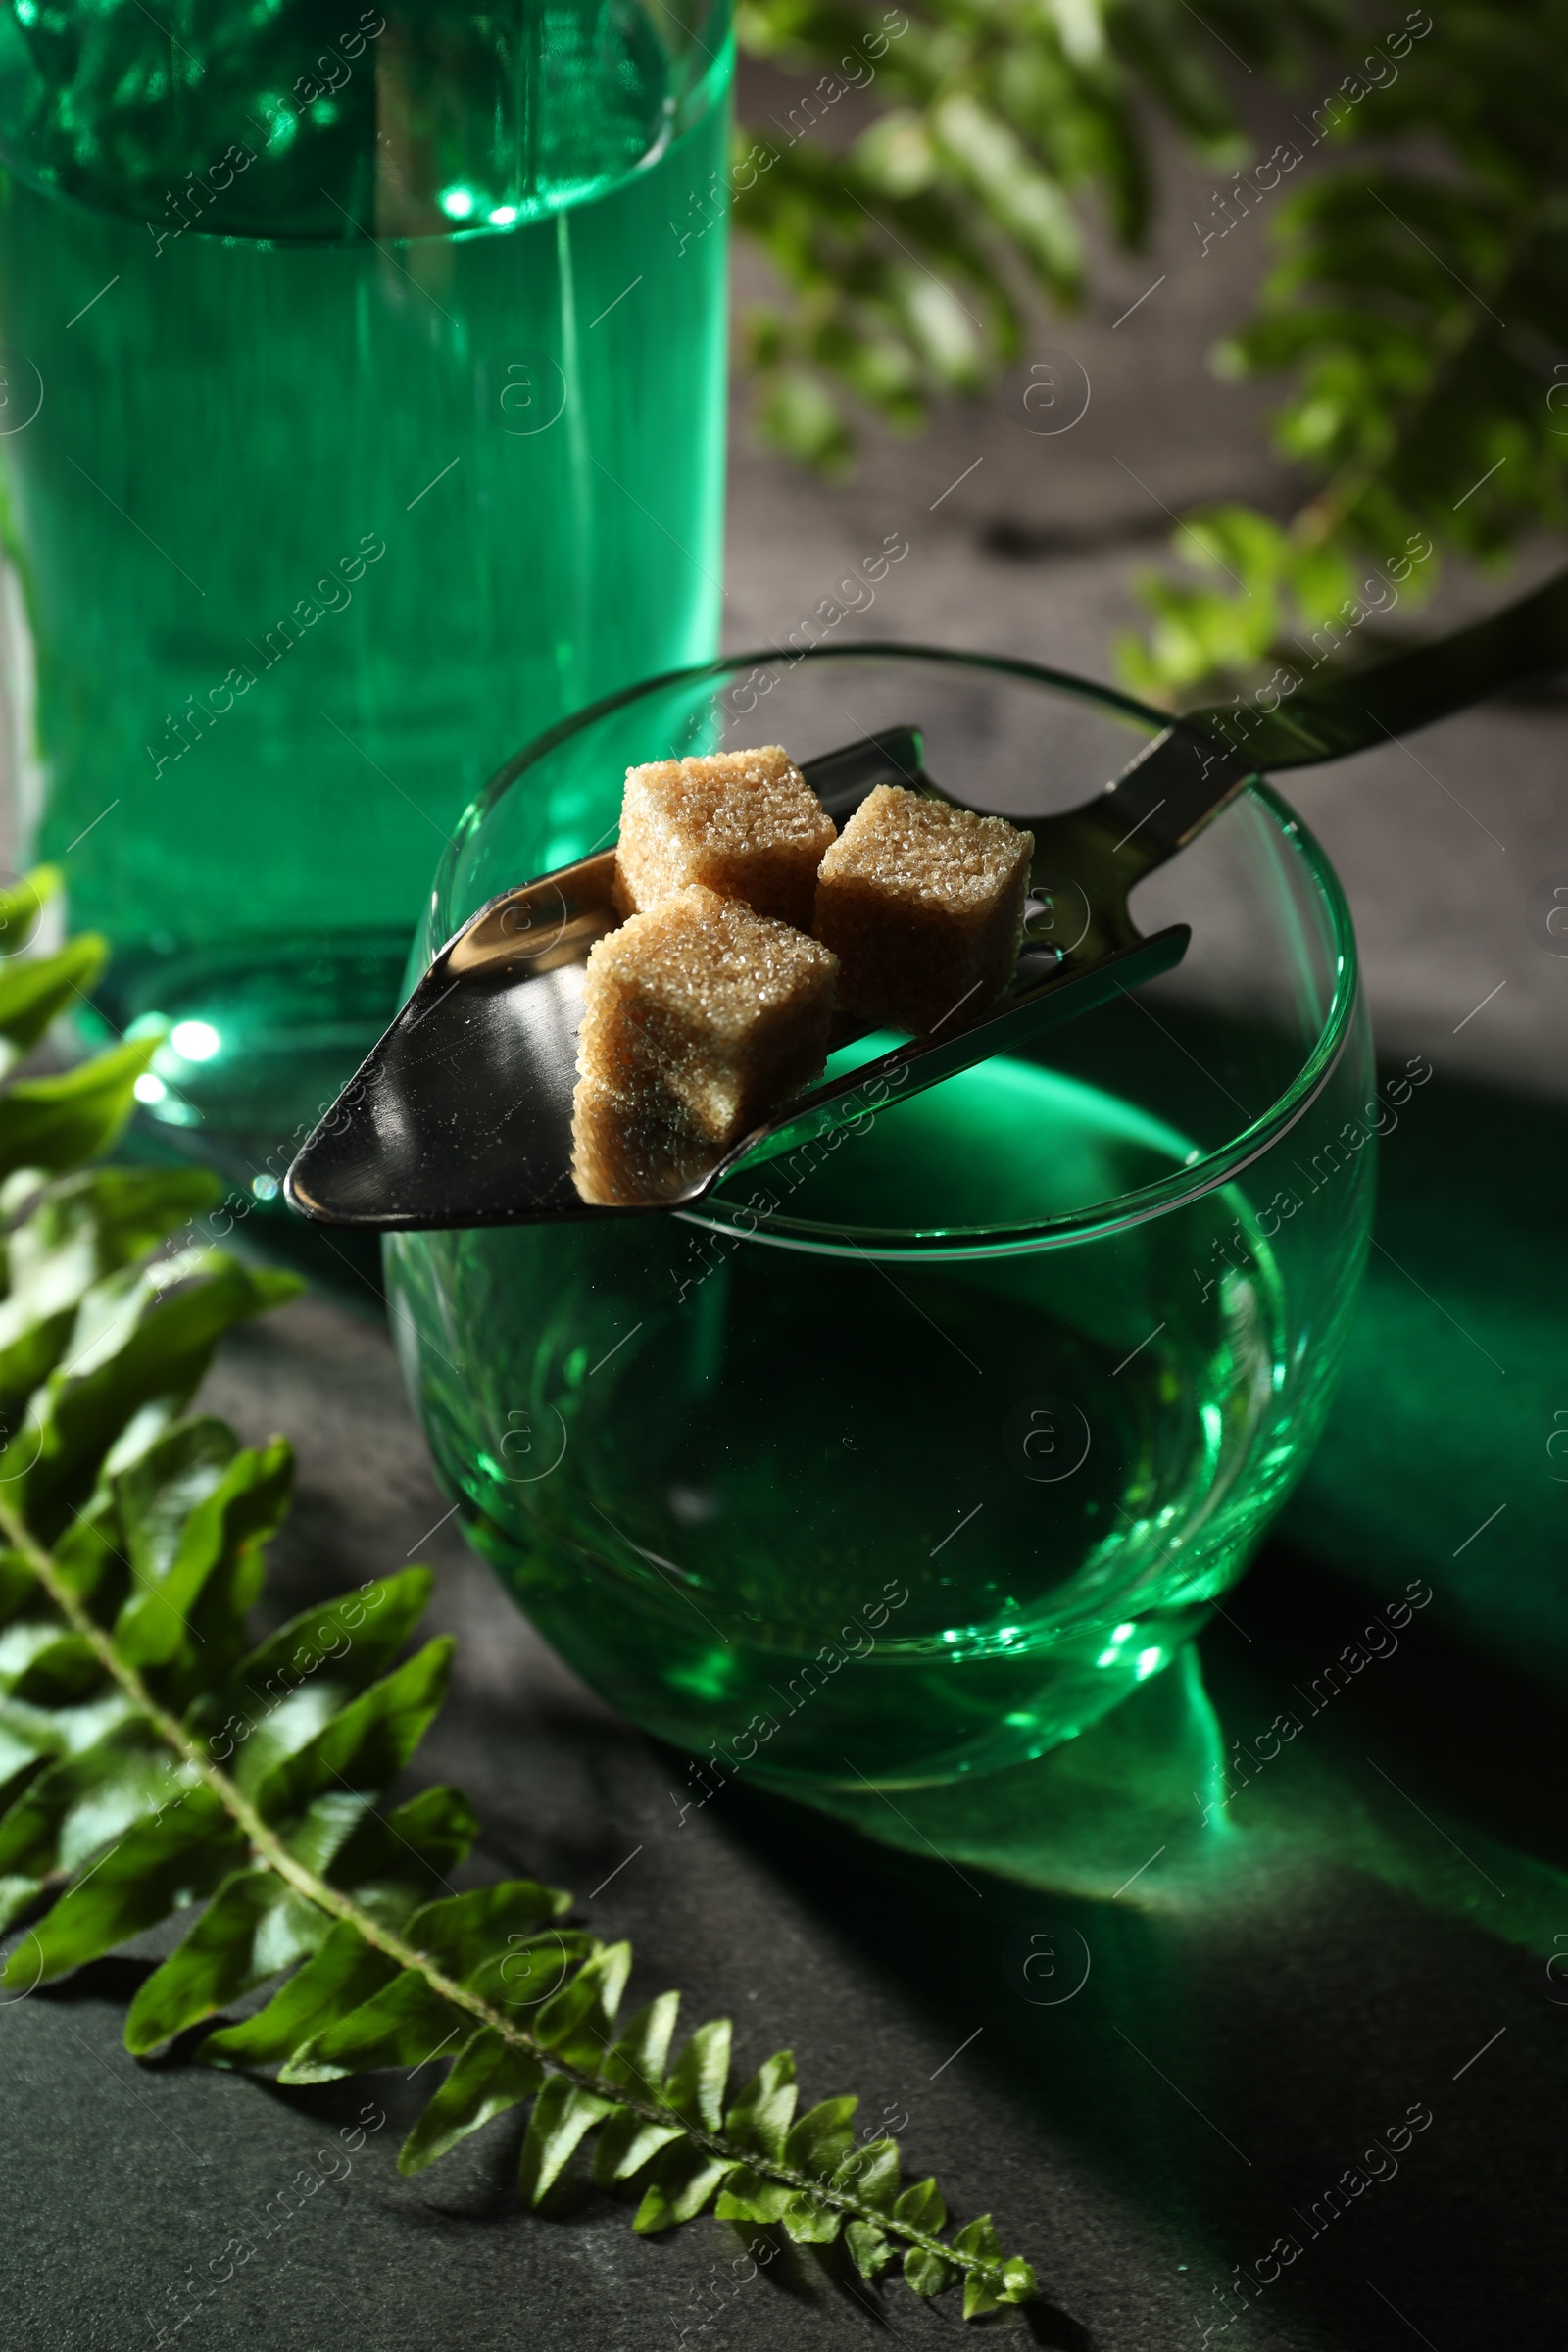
[730,1,1568,705]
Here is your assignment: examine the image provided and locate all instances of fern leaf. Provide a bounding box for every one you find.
[187,1565,438,1776]
[199,1922,400,2071]
[785,2093,858,2180]
[399,2028,545,2175]
[834,2134,902,2213]
[0,878,1039,2321]
[0,1035,167,1179]
[782,2190,844,2244]
[600,1989,682,2096]
[847,2216,897,2277]
[632,2138,736,2233]
[11,1788,243,1980]
[731,0,1340,465]
[713,2166,796,2225]
[905,2241,957,2297]
[663,2013,732,2132]
[895,2176,948,2232]
[518,2075,618,2204]
[114,1421,292,1680]
[282,1962,460,2084]
[592,2107,687,2187]
[249,1638,453,1822]
[0,936,107,1070]
[123,1864,324,2052]
[0,863,58,954]
[722,2047,798,2159]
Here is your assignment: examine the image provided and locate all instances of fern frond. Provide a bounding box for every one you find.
[732,0,1346,465]
[1119,0,1568,700]
[0,878,1037,2321]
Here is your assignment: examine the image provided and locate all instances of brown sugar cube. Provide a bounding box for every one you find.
[612,744,836,930]
[571,884,838,1204]
[812,784,1034,1036]
[569,1076,712,1208]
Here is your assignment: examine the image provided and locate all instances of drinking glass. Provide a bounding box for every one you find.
[0,0,731,1171]
[385,647,1375,1790]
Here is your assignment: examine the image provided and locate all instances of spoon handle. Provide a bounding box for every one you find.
[1087,563,1568,877]
[1194,560,1568,767]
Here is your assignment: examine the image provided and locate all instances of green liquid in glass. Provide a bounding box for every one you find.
[0,5,731,1158]
[392,1054,1303,1789]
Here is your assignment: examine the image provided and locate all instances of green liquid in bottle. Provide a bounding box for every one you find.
[0,4,731,1164]
[390,1054,1310,1789]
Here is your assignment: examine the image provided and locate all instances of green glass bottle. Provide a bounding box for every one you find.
[0,2,732,1166]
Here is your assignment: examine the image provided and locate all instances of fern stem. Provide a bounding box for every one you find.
[5,1505,1006,2288]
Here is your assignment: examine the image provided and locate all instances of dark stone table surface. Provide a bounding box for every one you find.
[4,96,1565,2352]
[6,1054,1564,2352]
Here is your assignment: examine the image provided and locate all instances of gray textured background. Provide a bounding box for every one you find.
[2,85,1565,2352]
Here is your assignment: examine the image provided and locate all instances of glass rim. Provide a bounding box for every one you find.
[437,641,1360,1259]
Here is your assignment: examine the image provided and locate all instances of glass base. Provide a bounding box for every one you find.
[86,932,411,1186]
[464,1469,1223,1789]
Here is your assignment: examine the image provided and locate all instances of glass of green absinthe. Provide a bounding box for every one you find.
[387,647,1377,1792]
[0,1,730,1163]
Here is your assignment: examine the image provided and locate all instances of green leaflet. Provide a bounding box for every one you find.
[468,1926,598,2015]
[51,1492,123,1609]
[99,1421,294,1724]
[320,1784,480,1911]
[191,1566,438,1793]
[905,2243,956,2298]
[781,2191,843,2245]
[404,1880,578,1980]
[0,887,1038,2323]
[0,862,58,955]
[9,1632,103,1708]
[0,1623,138,1814]
[955,2217,1037,2316]
[592,2108,686,2187]
[7,1251,300,1541]
[201,1893,577,2078]
[0,1717,193,1887]
[280,1961,462,2084]
[0,1166,219,1440]
[591,1993,687,2184]
[281,1889,596,2082]
[250,1638,454,1824]
[124,1786,480,2054]
[199,1920,401,2072]
[0,1037,161,1180]
[518,2075,618,2204]
[833,2134,902,2213]
[895,2176,948,2233]
[784,2093,858,2181]
[398,2028,545,2175]
[532,1939,632,2060]
[8,1167,222,1288]
[0,936,108,1070]
[11,1788,244,1984]
[713,2166,795,2226]
[846,2219,897,2279]
[124,1865,327,2053]
[722,2048,797,2160]
[600,1990,681,2098]
[633,2139,735,2234]
[0,1549,35,1627]
[664,2014,732,2132]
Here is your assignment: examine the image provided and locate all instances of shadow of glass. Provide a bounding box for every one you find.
[1283,1064,1568,1688]
[718,1070,1568,2347]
